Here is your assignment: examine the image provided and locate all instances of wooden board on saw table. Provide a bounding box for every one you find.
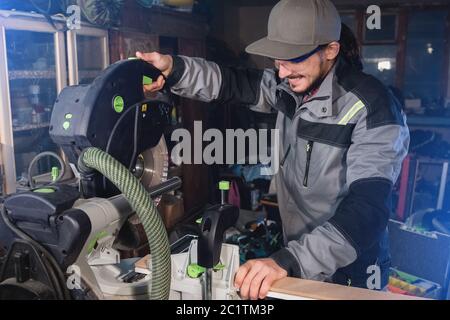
[268,277,427,300]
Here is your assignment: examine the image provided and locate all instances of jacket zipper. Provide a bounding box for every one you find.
[303,141,314,187]
[280,144,291,168]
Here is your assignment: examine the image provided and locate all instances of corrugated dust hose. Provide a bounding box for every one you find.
[79,147,171,300]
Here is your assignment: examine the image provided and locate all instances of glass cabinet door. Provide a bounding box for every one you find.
[68,27,109,85]
[0,14,67,193]
[5,29,61,183]
[77,35,108,84]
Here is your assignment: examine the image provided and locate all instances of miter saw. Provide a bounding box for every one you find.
[0,58,241,300]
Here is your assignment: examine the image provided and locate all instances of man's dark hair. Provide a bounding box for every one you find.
[339,23,363,71]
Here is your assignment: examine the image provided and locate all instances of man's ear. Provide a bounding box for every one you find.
[325,42,340,60]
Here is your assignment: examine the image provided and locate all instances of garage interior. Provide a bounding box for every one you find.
[0,0,449,301]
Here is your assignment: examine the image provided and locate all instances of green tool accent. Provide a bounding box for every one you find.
[187,263,226,278]
[214,263,225,271]
[51,167,59,182]
[87,230,108,254]
[113,95,124,113]
[65,113,73,119]
[128,57,153,85]
[196,218,202,224]
[63,121,70,130]
[187,264,205,278]
[33,188,56,194]
[219,181,230,191]
[143,76,153,85]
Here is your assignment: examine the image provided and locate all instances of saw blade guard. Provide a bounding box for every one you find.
[49,59,172,197]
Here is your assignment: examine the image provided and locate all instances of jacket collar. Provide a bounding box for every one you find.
[276,63,335,118]
[275,57,354,119]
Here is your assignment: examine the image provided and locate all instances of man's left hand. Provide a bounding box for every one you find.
[234,258,288,300]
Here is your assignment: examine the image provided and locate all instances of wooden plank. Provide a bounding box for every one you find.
[355,8,364,45]
[269,277,427,300]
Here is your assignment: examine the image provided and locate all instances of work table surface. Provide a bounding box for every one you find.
[270,277,427,300]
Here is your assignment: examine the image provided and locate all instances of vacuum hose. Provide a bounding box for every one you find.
[78,147,171,300]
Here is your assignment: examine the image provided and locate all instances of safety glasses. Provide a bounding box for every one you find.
[273,44,328,66]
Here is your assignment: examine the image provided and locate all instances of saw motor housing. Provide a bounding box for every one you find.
[50,59,172,198]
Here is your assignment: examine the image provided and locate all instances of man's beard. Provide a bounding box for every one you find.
[297,75,325,95]
[290,60,331,95]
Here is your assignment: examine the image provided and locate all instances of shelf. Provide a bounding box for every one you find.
[13,122,50,132]
[9,70,56,80]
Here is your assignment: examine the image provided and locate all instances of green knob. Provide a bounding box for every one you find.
[219,181,230,191]
[187,264,205,278]
[187,263,226,278]
[113,95,124,113]
[51,167,59,182]
[62,121,70,130]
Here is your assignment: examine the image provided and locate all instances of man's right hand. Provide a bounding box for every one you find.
[136,51,173,93]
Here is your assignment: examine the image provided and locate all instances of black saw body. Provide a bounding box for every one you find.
[49,59,171,197]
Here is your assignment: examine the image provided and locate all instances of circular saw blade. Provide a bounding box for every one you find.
[133,136,168,204]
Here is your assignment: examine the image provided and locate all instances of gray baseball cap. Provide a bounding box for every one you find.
[245,0,342,60]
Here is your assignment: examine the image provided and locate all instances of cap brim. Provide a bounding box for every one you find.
[245,37,318,60]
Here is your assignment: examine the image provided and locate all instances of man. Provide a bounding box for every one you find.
[137,0,409,300]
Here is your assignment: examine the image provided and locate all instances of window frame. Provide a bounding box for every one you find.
[340,5,450,101]
[362,12,399,45]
